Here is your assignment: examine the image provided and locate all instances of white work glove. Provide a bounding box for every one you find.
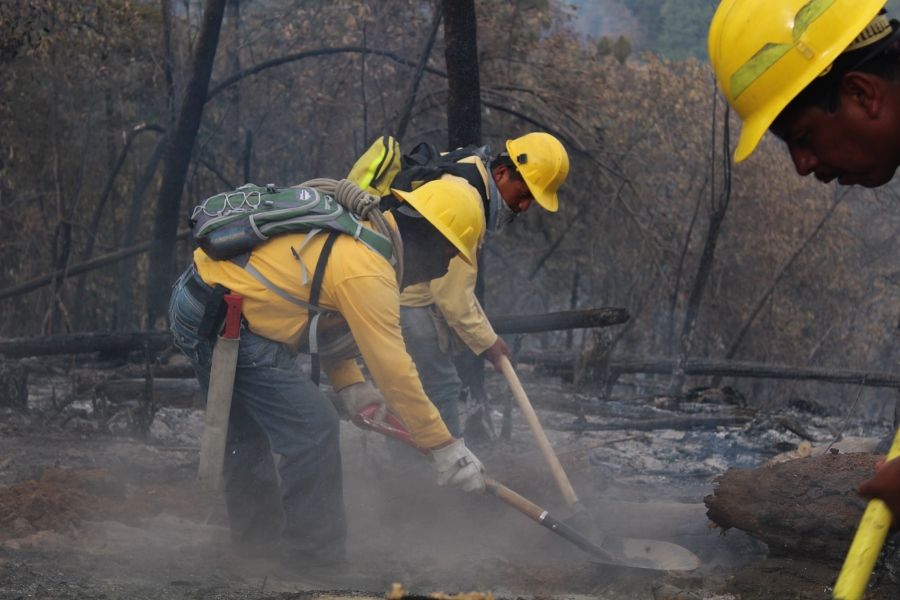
[335,381,385,420]
[431,438,485,492]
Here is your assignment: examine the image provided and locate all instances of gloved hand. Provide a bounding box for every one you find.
[431,438,485,492]
[334,381,385,420]
[481,336,511,369]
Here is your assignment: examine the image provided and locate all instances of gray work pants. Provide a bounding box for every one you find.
[399,305,462,437]
[168,267,346,567]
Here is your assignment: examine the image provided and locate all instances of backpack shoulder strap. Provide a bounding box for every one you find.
[440,162,488,205]
[308,230,341,386]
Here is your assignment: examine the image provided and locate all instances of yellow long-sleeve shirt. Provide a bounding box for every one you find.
[400,256,497,354]
[399,157,498,355]
[193,216,451,448]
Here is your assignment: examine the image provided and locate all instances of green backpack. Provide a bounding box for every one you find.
[190,183,393,264]
[190,182,394,386]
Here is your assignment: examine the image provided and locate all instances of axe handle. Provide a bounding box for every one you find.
[197,295,243,493]
[498,355,580,508]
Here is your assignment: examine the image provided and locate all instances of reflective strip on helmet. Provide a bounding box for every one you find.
[730,0,836,99]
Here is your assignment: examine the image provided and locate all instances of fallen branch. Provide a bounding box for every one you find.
[0,308,629,358]
[518,352,900,389]
[490,308,629,334]
[0,331,171,357]
[99,378,201,408]
[0,229,191,301]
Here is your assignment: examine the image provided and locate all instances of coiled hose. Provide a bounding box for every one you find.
[300,178,403,285]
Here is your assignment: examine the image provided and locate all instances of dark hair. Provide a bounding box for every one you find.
[786,15,900,114]
[490,153,524,182]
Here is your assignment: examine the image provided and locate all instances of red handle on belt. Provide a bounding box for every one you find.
[222,294,243,339]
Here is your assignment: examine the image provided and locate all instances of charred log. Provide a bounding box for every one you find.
[0,332,172,358]
[0,309,629,359]
[490,308,629,334]
[705,452,874,561]
[98,378,201,409]
[519,352,900,389]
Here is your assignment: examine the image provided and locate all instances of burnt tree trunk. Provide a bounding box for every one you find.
[0,359,27,411]
[443,0,481,149]
[705,453,874,562]
[670,99,732,394]
[395,2,442,141]
[0,229,190,302]
[443,0,486,421]
[75,124,165,327]
[146,0,227,325]
[226,0,241,163]
[115,138,167,329]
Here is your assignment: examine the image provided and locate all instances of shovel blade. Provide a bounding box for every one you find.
[595,536,701,571]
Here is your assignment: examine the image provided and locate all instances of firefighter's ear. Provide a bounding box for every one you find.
[491,164,509,184]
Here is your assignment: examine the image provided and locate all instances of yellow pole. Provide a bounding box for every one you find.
[833,429,900,600]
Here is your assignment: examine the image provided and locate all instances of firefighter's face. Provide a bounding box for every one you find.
[494,165,535,213]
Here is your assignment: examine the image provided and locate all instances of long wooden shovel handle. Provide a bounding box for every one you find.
[498,355,580,508]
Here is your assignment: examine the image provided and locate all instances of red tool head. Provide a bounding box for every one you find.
[351,403,426,453]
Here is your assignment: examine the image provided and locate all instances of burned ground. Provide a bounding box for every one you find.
[0,357,898,600]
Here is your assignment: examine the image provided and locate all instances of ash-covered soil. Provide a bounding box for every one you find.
[0,358,897,599]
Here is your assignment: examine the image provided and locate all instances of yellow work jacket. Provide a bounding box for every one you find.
[194,214,451,448]
[399,156,498,355]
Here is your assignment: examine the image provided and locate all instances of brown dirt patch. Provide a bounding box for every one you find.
[0,467,204,541]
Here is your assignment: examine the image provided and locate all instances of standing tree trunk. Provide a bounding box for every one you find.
[395,3,443,142]
[669,97,732,395]
[226,0,241,165]
[443,0,487,434]
[146,0,227,326]
[443,0,481,149]
[116,137,167,329]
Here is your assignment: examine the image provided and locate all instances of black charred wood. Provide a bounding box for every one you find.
[518,352,900,389]
[490,307,630,334]
[0,332,172,358]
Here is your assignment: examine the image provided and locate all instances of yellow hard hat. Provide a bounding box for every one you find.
[708,0,887,162]
[391,179,485,266]
[505,132,569,212]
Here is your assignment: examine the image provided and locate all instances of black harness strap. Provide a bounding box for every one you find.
[309,231,341,386]
[196,283,230,341]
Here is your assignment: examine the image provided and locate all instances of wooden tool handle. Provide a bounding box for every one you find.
[498,355,580,507]
[833,429,900,599]
[484,475,545,521]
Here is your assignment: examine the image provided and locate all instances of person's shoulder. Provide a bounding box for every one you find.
[329,234,396,283]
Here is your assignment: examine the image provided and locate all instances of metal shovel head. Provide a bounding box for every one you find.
[594,535,701,571]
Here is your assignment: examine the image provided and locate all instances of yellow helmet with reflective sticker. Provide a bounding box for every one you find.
[391,179,485,266]
[505,132,569,212]
[708,0,887,161]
